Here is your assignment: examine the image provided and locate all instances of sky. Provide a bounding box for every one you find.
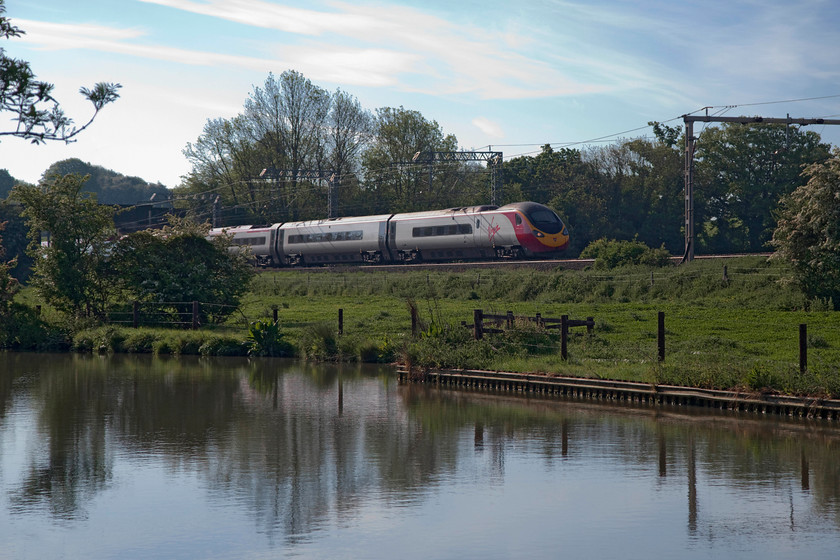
[2,0,840,188]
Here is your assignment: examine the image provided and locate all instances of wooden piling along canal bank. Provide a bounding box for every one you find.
[397,367,840,421]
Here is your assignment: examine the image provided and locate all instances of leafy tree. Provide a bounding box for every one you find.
[0,198,31,279]
[0,0,120,144]
[694,123,830,252]
[108,216,254,324]
[243,71,330,220]
[0,219,18,325]
[361,106,460,212]
[771,149,840,308]
[12,174,115,318]
[325,88,373,214]
[42,159,169,204]
[0,168,20,198]
[182,71,372,222]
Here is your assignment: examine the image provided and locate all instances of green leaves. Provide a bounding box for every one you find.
[0,1,120,144]
[247,320,291,357]
[771,149,840,308]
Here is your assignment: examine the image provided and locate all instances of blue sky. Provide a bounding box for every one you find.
[3,0,840,188]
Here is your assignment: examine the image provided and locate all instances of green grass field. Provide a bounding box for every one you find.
[21,255,840,397]
[233,257,840,395]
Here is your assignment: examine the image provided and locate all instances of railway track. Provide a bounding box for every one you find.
[258,253,772,273]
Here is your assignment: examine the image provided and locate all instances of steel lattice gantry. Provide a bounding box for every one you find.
[411,150,504,206]
[260,167,338,218]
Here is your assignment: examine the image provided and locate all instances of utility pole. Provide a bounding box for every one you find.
[682,114,840,262]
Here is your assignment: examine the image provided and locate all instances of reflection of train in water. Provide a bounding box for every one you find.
[208,201,569,267]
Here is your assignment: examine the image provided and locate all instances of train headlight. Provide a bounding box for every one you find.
[533,230,545,238]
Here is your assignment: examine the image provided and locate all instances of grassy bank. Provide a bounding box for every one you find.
[20,256,840,397]
[239,256,840,396]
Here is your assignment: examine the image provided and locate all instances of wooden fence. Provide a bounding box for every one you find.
[463,309,595,360]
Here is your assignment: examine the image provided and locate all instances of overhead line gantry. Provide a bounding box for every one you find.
[682,113,840,262]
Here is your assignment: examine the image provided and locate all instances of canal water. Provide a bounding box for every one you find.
[1,353,839,559]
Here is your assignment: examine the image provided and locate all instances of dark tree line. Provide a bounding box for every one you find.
[179,69,832,258]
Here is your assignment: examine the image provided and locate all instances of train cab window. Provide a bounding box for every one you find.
[515,214,522,226]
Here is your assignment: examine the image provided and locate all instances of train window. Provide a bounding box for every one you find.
[515,214,522,226]
[412,224,472,237]
[233,236,266,246]
[287,230,363,244]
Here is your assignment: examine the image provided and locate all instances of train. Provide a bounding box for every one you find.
[207,201,569,267]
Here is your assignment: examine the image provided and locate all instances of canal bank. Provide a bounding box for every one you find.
[398,366,840,421]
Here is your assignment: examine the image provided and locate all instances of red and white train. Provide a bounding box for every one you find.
[208,201,569,267]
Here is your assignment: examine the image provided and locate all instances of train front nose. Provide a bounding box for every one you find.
[533,225,569,250]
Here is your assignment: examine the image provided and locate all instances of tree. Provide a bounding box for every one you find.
[108,217,254,324]
[243,71,330,220]
[361,106,459,212]
[12,174,115,318]
[326,88,373,214]
[771,149,840,308]
[0,219,18,325]
[694,123,830,253]
[0,0,120,144]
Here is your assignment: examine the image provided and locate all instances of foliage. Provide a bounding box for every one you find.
[0,219,19,342]
[0,302,62,350]
[0,199,32,279]
[108,216,255,324]
[771,149,840,308]
[12,173,116,318]
[361,106,469,212]
[0,0,120,144]
[42,159,170,203]
[694,123,830,253]
[247,319,292,357]
[180,70,373,223]
[72,326,247,356]
[580,237,672,269]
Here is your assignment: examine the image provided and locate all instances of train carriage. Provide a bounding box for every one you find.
[278,214,391,265]
[388,205,501,262]
[207,224,281,267]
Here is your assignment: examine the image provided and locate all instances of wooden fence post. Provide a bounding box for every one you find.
[586,316,594,334]
[192,301,200,330]
[133,301,139,328]
[273,306,278,324]
[411,306,418,336]
[658,311,665,362]
[800,323,807,373]
[561,315,569,360]
[506,311,514,328]
[474,309,483,340]
[338,308,344,335]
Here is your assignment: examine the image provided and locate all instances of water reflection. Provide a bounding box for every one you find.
[1,352,839,558]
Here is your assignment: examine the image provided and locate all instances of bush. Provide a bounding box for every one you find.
[247,319,293,357]
[580,238,672,269]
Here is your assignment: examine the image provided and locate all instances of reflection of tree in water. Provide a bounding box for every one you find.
[8,355,113,519]
[3,352,840,545]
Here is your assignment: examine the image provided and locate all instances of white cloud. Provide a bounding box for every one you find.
[136,0,625,100]
[472,117,504,139]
